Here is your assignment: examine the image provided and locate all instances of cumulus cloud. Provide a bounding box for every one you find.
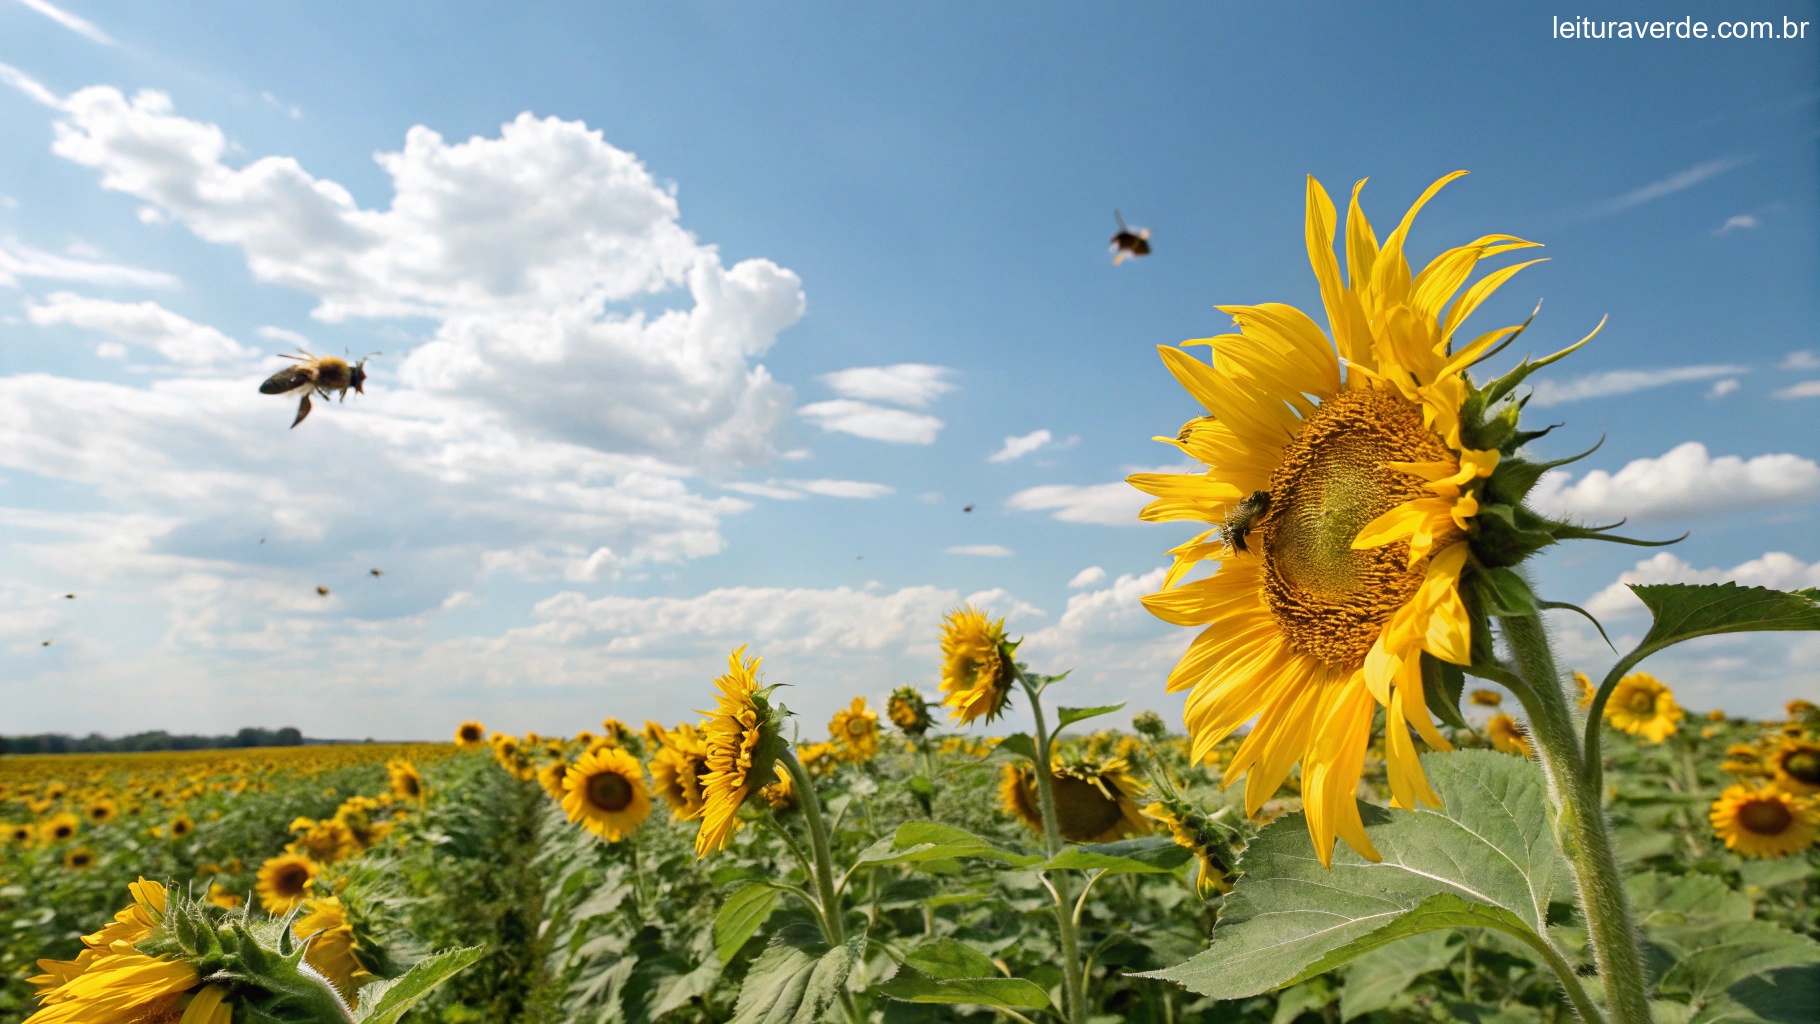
[1584,551,1820,619]
[797,399,944,444]
[1019,567,1180,688]
[819,364,955,408]
[989,428,1053,463]
[1005,470,1173,526]
[946,544,1012,557]
[0,238,181,289]
[1067,566,1106,588]
[27,293,255,365]
[1528,365,1749,406]
[1530,442,1820,522]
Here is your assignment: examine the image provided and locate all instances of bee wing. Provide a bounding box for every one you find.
[261,365,317,395]
[290,394,313,429]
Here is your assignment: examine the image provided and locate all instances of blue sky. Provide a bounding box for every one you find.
[1,1,1815,739]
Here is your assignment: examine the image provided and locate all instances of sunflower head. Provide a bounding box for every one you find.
[1468,689,1503,707]
[41,811,79,843]
[63,846,96,870]
[887,686,934,737]
[85,796,118,825]
[168,815,194,839]
[386,760,425,803]
[562,746,653,843]
[294,896,373,999]
[797,742,839,778]
[454,721,487,748]
[1788,698,1818,719]
[7,822,34,845]
[695,647,788,857]
[1143,800,1237,896]
[1707,708,1727,722]
[1486,713,1533,758]
[1603,672,1684,744]
[938,605,1015,725]
[1001,754,1149,844]
[1770,740,1820,795]
[648,723,711,819]
[1710,784,1817,859]
[537,760,571,802]
[207,883,243,909]
[255,852,320,915]
[830,697,881,762]
[1132,710,1168,741]
[760,762,797,812]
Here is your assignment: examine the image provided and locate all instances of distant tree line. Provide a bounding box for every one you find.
[0,726,306,754]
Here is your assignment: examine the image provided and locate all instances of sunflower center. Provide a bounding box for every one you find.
[1783,750,1820,785]
[1050,776,1124,842]
[847,719,869,738]
[277,866,310,894]
[587,771,635,812]
[1738,798,1794,836]
[1260,388,1456,668]
[1629,692,1656,715]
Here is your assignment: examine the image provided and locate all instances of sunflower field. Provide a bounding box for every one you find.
[4,174,1820,1024]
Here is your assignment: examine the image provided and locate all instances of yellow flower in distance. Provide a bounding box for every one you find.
[1603,672,1683,744]
[695,646,780,856]
[561,746,652,843]
[206,884,242,909]
[938,605,1013,725]
[1707,708,1727,722]
[1000,756,1148,843]
[760,762,797,812]
[454,721,487,748]
[830,697,881,762]
[84,796,118,825]
[8,822,34,845]
[648,723,711,819]
[1468,689,1503,707]
[887,686,934,737]
[1130,173,1584,864]
[167,814,195,839]
[1487,713,1532,758]
[255,853,319,915]
[62,846,97,870]
[40,812,79,844]
[1710,784,1817,858]
[386,760,424,803]
[1575,671,1595,710]
[1769,740,1820,796]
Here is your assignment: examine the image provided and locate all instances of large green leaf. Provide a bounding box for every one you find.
[902,938,998,980]
[715,883,782,965]
[353,946,486,1024]
[731,925,863,1024]
[1629,584,1820,657]
[856,822,1041,868]
[877,970,1052,1010]
[1631,871,1820,1006]
[1147,750,1569,999]
[1338,930,1460,1022]
[1036,835,1192,875]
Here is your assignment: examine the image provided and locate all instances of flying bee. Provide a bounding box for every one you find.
[1221,490,1271,554]
[962,505,974,513]
[1109,210,1151,265]
[259,350,375,428]
[316,585,330,597]
[369,568,383,578]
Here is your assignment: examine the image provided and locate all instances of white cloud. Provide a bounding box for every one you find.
[1531,442,1820,522]
[1595,157,1747,215]
[1529,364,1749,406]
[1773,380,1820,400]
[256,325,312,349]
[1706,379,1739,399]
[946,544,1012,557]
[989,428,1053,463]
[1781,350,1819,371]
[94,341,126,359]
[723,478,893,501]
[0,237,180,289]
[0,61,59,107]
[1715,214,1759,234]
[819,364,954,408]
[1584,551,1820,619]
[797,399,943,444]
[1067,566,1106,588]
[13,0,115,45]
[1006,471,1169,526]
[260,91,302,120]
[1020,567,1181,687]
[27,293,256,365]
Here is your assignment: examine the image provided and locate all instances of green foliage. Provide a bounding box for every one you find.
[354,946,487,1024]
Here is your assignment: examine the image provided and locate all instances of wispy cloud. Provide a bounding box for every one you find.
[13,0,114,46]
[723,478,894,501]
[797,400,944,444]
[819,364,955,408]
[0,238,180,289]
[1528,364,1748,406]
[1591,157,1748,217]
[0,61,60,107]
[988,428,1075,463]
[1714,214,1759,235]
[946,544,1012,557]
[1781,350,1819,371]
[1707,379,1740,399]
[1773,380,1820,400]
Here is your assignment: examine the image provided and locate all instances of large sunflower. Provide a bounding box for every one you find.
[1710,784,1817,858]
[695,647,782,857]
[829,697,881,762]
[1603,672,1683,744]
[648,723,711,819]
[1000,756,1149,843]
[561,746,652,842]
[938,605,1014,725]
[1132,172,1595,864]
[1769,740,1820,795]
[255,853,319,915]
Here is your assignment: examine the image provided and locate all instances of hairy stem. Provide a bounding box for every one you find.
[779,750,865,1024]
[1020,673,1087,1024]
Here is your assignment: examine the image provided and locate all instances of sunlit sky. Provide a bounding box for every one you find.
[1,1,1815,739]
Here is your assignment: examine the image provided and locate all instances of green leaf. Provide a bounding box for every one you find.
[1465,565,1539,618]
[715,883,782,965]
[1657,921,1820,1005]
[1036,836,1192,875]
[868,822,1042,867]
[1630,584,1820,659]
[1338,930,1460,1022]
[731,925,863,1024]
[905,774,935,798]
[1146,750,1569,999]
[991,733,1039,762]
[1056,703,1126,730]
[902,938,998,980]
[1421,653,1470,731]
[877,969,1052,1010]
[353,946,486,1024]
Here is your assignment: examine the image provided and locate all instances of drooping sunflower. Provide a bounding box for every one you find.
[829,697,881,762]
[760,762,797,812]
[1143,801,1236,896]
[695,646,784,857]
[887,686,934,738]
[1131,172,1606,863]
[1468,689,1503,707]
[41,812,79,844]
[1603,672,1683,744]
[1768,740,1820,796]
[294,897,372,999]
[25,881,235,1024]
[386,760,424,803]
[1710,784,1818,858]
[454,721,487,749]
[938,605,1014,725]
[255,853,319,915]
[561,746,652,843]
[1000,755,1149,843]
[648,723,711,819]
[1486,713,1532,758]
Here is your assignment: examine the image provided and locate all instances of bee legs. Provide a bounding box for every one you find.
[291,393,313,429]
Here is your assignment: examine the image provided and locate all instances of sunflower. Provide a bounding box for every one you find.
[9,822,36,845]
[1143,801,1235,896]
[1468,689,1503,707]
[830,697,881,762]
[561,747,652,843]
[1130,173,1595,864]
[1575,671,1595,710]
[84,797,118,825]
[24,881,233,1024]
[887,686,934,737]
[1722,743,1769,776]
[1000,756,1149,843]
[168,815,194,839]
[648,723,711,819]
[938,605,1014,725]
[536,760,571,802]
[454,721,487,748]
[1769,740,1820,796]
[797,742,839,778]
[386,760,425,803]
[1707,708,1727,722]
[602,717,635,746]
[1604,672,1683,744]
[294,897,372,999]
[41,812,79,844]
[1486,713,1532,757]
[255,853,319,915]
[760,762,797,812]
[62,847,96,870]
[1710,784,1817,858]
[288,816,356,863]
[695,647,782,857]
[206,884,242,909]
[1789,698,1817,718]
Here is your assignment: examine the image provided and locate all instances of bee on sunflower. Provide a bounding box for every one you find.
[1001,754,1149,843]
[695,646,789,857]
[887,686,935,738]
[939,605,1015,725]
[254,852,319,914]
[1131,171,1645,864]
[561,746,652,843]
[829,696,881,762]
[1709,783,1818,858]
[1486,713,1533,758]
[1603,672,1684,744]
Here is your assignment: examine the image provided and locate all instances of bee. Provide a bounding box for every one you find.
[1109,211,1151,265]
[316,585,331,597]
[41,640,51,647]
[259,350,375,428]
[62,593,75,599]
[962,505,974,513]
[369,568,383,578]
[1220,490,1271,554]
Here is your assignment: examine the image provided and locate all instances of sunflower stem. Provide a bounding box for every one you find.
[1500,613,1651,1024]
[1018,671,1087,1024]
[777,749,865,1024]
